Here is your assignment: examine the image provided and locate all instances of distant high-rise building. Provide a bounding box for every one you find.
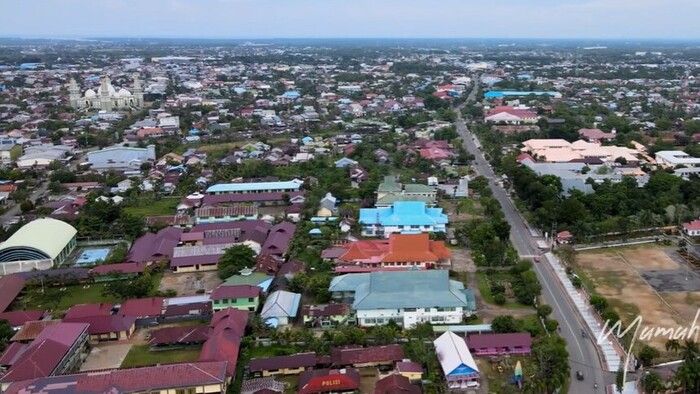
[69,75,143,111]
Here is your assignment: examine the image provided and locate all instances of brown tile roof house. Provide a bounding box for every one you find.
[331,344,405,367]
[0,322,89,386]
[255,254,283,275]
[374,374,421,394]
[3,361,229,394]
[0,310,45,328]
[249,352,318,375]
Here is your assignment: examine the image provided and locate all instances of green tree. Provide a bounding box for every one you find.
[638,344,660,367]
[589,295,609,314]
[19,200,34,213]
[616,367,625,393]
[640,371,664,394]
[217,245,256,279]
[537,304,553,319]
[665,339,681,353]
[675,340,700,393]
[0,320,14,351]
[532,336,570,393]
[492,315,519,333]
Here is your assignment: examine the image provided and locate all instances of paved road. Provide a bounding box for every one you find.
[0,181,48,226]
[456,84,609,393]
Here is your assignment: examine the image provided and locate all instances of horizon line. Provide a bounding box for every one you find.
[1,35,699,42]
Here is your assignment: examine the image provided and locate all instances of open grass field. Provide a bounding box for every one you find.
[120,345,201,368]
[575,245,699,349]
[13,283,118,314]
[123,197,180,217]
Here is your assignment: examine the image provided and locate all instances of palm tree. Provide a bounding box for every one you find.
[674,340,700,393]
[641,371,664,394]
[665,338,681,354]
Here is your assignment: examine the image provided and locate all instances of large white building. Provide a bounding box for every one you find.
[655,150,700,168]
[69,75,144,111]
[329,270,475,328]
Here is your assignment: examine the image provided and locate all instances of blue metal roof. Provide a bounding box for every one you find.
[359,201,448,226]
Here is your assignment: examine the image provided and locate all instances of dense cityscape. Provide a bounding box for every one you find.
[0,14,698,394]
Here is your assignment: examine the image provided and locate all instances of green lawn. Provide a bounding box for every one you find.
[14,283,118,313]
[123,197,180,217]
[121,345,202,368]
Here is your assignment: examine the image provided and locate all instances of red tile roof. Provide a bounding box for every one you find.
[683,219,700,231]
[64,303,114,320]
[211,284,260,300]
[199,308,249,376]
[119,297,165,318]
[331,345,405,366]
[10,320,61,343]
[467,333,532,349]
[0,322,88,383]
[334,234,450,265]
[486,106,538,119]
[0,310,45,327]
[64,315,136,335]
[298,368,361,394]
[0,275,26,313]
[374,373,421,394]
[249,352,317,372]
[149,325,209,346]
[3,361,228,394]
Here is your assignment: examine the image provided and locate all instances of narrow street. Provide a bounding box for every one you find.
[455,82,611,393]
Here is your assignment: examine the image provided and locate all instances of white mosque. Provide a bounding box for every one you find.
[69,75,144,111]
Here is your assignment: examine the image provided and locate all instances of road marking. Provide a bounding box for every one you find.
[535,262,587,361]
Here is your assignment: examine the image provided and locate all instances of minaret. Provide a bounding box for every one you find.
[132,74,143,108]
[68,78,81,109]
[99,76,113,112]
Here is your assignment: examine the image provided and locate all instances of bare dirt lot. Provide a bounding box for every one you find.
[576,245,699,349]
[81,343,133,371]
[159,271,222,295]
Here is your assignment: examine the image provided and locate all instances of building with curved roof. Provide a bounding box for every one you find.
[0,218,77,269]
[68,75,143,111]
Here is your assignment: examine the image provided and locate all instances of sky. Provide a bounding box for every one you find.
[1,0,698,40]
